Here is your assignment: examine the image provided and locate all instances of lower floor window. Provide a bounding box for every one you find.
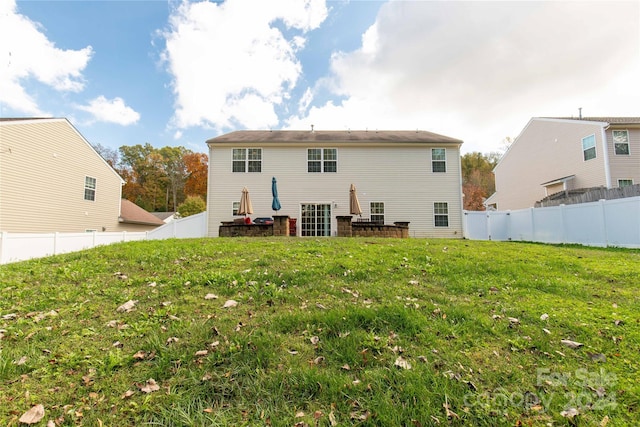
[232,201,240,215]
[618,179,633,188]
[434,202,449,227]
[370,202,384,224]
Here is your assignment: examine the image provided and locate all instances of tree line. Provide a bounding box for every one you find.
[94,143,208,216]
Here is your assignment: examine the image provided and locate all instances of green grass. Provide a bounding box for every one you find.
[1,238,639,426]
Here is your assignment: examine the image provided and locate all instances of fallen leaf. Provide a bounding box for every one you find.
[409,280,419,285]
[543,328,551,335]
[600,415,610,426]
[223,300,238,308]
[314,410,323,419]
[19,404,45,424]
[166,337,179,345]
[560,407,579,418]
[310,336,320,345]
[15,356,28,365]
[394,356,411,370]
[315,303,327,310]
[147,282,157,287]
[2,313,18,320]
[116,300,138,313]
[443,402,459,419]
[121,390,135,399]
[341,364,351,370]
[203,408,213,413]
[47,420,55,427]
[329,411,338,426]
[295,411,305,418]
[588,352,607,362]
[561,339,583,349]
[133,350,146,360]
[195,350,208,357]
[113,272,128,280]
[204,293,218,300]
[508,317,520,325]
[540,313,549,321]
[112,341,123,348]
[313,356,325,365]
[288,350,299,355]
[139,378,160,393]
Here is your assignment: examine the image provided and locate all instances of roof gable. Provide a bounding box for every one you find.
[119,199,165,226]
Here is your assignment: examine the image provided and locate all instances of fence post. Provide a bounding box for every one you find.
[0,231,6,264]
[600,199,608,247]
[530,208,536,242]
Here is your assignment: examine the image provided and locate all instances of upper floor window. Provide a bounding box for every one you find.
[233,148,262,172]
[434,202,449,227]
[84,176,96,201]
[308,148,337,173]
[432,148,446,172]
[582,135,596,161]
[370,202,385,224]
[613,130,630,155]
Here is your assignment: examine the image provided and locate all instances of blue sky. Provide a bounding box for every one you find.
[2,0,639,155]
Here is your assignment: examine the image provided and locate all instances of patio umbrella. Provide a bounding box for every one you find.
[238,186,253,216]
[271,177,281,212]
[350,183,362,216]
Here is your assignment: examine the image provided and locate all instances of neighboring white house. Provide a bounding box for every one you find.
[0,117,161,233]
[206,129,464,238]
[487,117,640,210]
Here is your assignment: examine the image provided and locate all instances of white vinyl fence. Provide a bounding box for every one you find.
[463,196,640,248]
[0,212,207,265]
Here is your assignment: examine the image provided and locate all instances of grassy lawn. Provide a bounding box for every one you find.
[0,238,638,426]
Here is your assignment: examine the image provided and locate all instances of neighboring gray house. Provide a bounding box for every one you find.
[206,129,464,238]
[487,117,640,210]
[0,117,161,233]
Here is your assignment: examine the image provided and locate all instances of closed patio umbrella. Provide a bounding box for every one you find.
[238,186,253,217]
[271,177,281,212]
[350,183,362,216]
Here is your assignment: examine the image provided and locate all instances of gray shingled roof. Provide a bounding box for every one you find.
[207,130,463,144]
[553,117,640,124]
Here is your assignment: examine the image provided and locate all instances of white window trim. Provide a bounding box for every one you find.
[232,148,262,173]
[434,202,449,227]
[84,176,96,202]
[370,201,385,224]
[232,201,240,216]
[307,148,338,173]
[431,148,447,173]
[618,178,634,188]
[612,130,630,156]
[582,134,596,161]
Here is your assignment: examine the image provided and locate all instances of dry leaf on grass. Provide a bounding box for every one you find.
[394,356,412,370]
[19,404,45,424]
[121,390,135,399]
[116,300,138,313]
[561,339,583,349]
[560,407,579,418]
[223,300,238,308]
[310,336,320,345]
[204,293,218,300]
[139,378,160,393]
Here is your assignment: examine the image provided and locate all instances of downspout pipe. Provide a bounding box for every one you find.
[601,123,612,188]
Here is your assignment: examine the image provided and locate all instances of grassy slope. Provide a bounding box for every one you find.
[0,238,638,426]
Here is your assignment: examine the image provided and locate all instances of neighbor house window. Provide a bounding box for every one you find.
[432,148,446,172]
[232,148,262,172]
[84,176,96,201]
[613,130,630,155]
[582,135,596,161]
[370,202,385,224]
[434,202,449,227]
[308,148,337,173]
[232,201,240,215]
[618,179,633,188]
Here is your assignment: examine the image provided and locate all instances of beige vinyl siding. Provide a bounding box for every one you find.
[207,142,462,238]
[607,128,640,187]
[493,119,607,210]
[0,119,124,232]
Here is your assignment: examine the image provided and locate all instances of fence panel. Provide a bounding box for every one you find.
[463,196,640,248]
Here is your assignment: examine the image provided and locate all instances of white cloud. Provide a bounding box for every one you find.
[287,1,640,153]
[0,0,93,115]
[162,0,328,131]
[77,96,140,126]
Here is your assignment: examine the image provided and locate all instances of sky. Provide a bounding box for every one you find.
[1,0,639,155]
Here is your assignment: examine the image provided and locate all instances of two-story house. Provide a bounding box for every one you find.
[487,117,640,210]
[0,117,163,232]
[206,130,464,238]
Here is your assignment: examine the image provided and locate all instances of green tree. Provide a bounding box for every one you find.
[177,195,206,218]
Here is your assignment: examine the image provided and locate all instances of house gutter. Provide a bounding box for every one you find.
[600,123,612,188]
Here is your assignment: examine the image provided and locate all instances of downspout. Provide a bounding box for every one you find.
[601,124,612,188]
